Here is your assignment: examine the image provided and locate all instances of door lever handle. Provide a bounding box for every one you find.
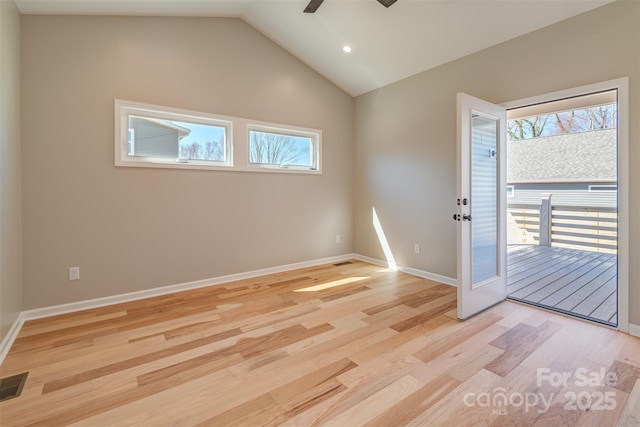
[463,214,472,222]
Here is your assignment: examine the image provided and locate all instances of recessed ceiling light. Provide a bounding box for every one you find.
[343,46,352,53]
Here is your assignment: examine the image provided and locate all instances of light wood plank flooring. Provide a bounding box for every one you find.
[508,245,618,326]
[1,260,639,426]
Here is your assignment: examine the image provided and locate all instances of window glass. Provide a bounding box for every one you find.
[248,129,316,169]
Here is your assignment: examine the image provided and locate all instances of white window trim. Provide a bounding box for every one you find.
[115,99,233,170]
[115,99,322,174]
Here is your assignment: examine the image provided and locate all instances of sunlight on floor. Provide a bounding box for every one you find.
[294,277,369,292]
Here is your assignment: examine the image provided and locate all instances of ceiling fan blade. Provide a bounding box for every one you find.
[304,0,324,13]
[377,0,398,7]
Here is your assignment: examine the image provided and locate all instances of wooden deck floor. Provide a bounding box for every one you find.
[507,245,618,326]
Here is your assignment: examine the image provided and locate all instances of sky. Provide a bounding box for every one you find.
[173,120,313,166]
[174,121,225,146]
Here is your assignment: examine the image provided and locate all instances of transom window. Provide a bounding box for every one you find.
[248,126,319,171]
[115,100,321,174]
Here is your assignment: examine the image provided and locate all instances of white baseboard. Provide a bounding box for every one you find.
[629,323,640,338]
[18,253,455,325]
[353,254,389,269]
[0,253,355,366]
[20,254,356,322]
[352,254,457,287]
[0,312,25,366]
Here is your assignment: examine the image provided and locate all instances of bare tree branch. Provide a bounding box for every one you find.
[179,140,224,161]
[249,132,303,165]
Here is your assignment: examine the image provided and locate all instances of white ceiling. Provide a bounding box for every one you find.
[15,0,614,97]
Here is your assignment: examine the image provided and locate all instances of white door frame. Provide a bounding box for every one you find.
[501,77,629,333]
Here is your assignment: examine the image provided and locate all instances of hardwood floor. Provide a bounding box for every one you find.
[1,260,639,426]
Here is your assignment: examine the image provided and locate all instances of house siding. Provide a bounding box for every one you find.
[509,183,617,208]
[129,117,180,159]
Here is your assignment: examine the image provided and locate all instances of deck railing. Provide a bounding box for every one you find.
[507,197,617,254]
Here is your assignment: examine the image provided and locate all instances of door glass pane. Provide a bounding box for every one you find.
[471,114,499,285]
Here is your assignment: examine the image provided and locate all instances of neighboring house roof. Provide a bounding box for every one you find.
[507,128,616,183]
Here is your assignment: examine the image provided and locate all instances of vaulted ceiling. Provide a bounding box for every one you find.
[15,0,613,96]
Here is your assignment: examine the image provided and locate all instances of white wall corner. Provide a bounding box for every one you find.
[628,323,640,338]
[0,313,26,366]
[352,254,390,270]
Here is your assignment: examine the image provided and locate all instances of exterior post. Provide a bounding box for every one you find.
[539,193,552,246]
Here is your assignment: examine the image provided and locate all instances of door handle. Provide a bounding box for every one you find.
[463,214,472,222]
[452,213,460,221]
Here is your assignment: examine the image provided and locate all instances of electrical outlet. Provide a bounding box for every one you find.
[414,244,420,254]
[335,235,341,244]
[69,266,80,281]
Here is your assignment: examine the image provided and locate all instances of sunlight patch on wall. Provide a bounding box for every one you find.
[373,207,397,270]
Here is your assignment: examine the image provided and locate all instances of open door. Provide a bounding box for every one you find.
[456,93,507,320]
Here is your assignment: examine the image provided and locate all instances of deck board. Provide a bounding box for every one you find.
[507,245,618,326]
[508,250,604,295]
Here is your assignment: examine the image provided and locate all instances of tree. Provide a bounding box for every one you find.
[203,140,224,160]
[508,116,549,140]
[555,110,580,134]
[249,132,303,165]
[179,140,224,161]
[554,105,617,134]
[509,104,617,141]
[179,141,201,160]
[586,105,616,130]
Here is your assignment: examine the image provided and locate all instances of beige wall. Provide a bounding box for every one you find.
[0,0,23,339]
[21,16,354,309]
[354,1,640,323]
[16,3,640,328]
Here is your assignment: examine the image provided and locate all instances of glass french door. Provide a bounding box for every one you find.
[456,93,507,320]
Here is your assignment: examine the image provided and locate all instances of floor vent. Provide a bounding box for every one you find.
[0,372,28,402]
[333,261,353,266]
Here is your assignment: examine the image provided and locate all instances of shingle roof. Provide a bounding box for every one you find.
[507,128,616,183]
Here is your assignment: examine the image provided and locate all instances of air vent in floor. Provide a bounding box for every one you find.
[0,372,28,402]
[333,261,353,266]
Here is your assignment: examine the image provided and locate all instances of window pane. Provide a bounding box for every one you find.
[471,114,499,285]
[128,116,226,162]
[249,130,314,168]
[127,129,135,156]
